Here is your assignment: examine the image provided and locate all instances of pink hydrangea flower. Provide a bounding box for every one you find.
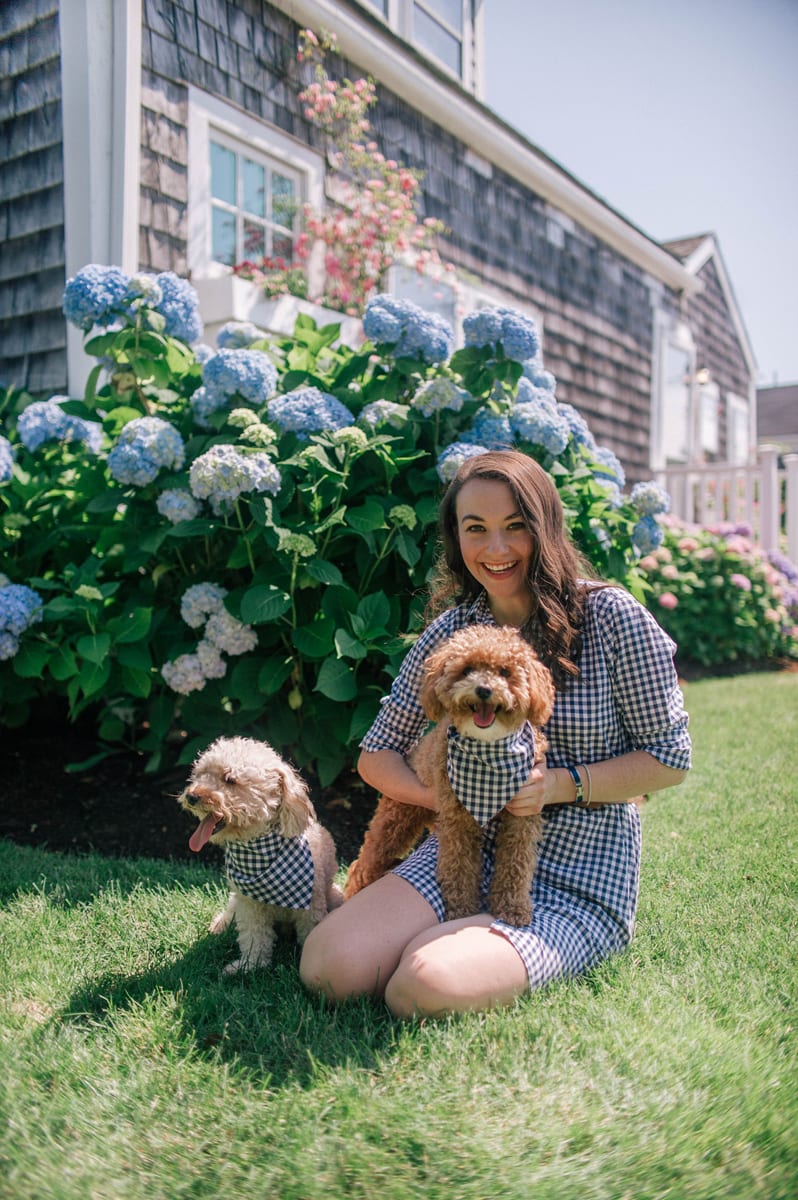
[730,573,752,591]
[658,592,679,609]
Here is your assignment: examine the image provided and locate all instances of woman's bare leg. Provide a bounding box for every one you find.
[384,917,529,1018]
[299,874,438,1002]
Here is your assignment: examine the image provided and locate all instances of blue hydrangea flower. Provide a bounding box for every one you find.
[202,349,277,405]
[125,273,164,309]
[0,582,43,659]
[190,385,227,428]
[193,343,215,366]
[410,378,469,417]
[216,321,267,349]
[62,264,130,331]
[189,444,282,513]
[515,376,557,410]
[463,306,540,363]
[17,397,104,454]
[593,446,626,489]
[632,514,664,555]
[107,417,185,486]
[204,609,258,655]
[363,295,454,364]
[462,409,513,449]
[557,402,596,451]
[161,652,208,695]
[196,639,227,679]
[358,399,410,429]
[0,436,14,483]
[521,361,557,393]
[156,488,201,525]
[509,402,570,456]
[155,272,203,344]
[436,441,490,483]
[267,387,355,437]
[180,582,228,629]
[630,480,670,516]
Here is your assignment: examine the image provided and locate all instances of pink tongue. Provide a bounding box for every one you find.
[473,705,496,730]
[189,814,218,853]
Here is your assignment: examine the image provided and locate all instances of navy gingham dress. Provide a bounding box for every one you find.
[360,587,692,989]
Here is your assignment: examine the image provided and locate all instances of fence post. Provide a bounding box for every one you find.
[784,454,798,566]
[758,445,780,552]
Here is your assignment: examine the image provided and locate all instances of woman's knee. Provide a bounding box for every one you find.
[299,915,370,1001]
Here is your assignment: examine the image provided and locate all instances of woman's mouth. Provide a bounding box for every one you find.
[482,561,517,577]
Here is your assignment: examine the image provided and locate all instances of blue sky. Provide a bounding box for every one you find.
[484,0,798,385]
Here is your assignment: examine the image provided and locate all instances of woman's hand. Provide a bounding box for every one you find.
[504,759,555,815]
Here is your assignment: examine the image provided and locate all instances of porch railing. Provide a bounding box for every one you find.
[656,446,798,566]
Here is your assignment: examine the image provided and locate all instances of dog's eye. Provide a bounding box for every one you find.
[223,773,238,786]
[461,666,473,677]
[499,667,511,678]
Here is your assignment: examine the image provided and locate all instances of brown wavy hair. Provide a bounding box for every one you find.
[428,450,599,687]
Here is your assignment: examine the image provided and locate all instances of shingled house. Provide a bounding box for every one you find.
[1,0,758,488]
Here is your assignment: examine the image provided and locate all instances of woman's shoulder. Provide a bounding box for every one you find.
[583,581,674,648]
[419,596,485,646]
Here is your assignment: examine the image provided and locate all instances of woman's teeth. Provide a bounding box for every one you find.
[484,562,515,573]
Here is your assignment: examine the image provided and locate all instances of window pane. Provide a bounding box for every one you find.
[421,0,463,33]
[211,206,237,265]
[271,173,297,230]
[242,158,266,218]
[243,221,265,259]
[413,5,461,74]
[210,141,236,205]
[272,230,294,261]
[662,345,691,464]
[361,0,388,13]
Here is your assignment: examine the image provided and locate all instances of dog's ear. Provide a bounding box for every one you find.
[419,648,447,722]
[277,767,314,838]
[526,658,556,728]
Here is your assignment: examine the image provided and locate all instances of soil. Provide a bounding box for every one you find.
[2,717,375,871]
[3,658,794,869]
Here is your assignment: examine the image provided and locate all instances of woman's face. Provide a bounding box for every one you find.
[454,478,534,621]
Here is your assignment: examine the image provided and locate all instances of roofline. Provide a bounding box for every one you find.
[270,0,699,294]
[678,234,757,375]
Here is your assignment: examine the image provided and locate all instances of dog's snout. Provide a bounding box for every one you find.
[475,685,492,701]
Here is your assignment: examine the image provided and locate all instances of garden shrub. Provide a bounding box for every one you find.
[639,519,798,667]
[2,264,784,785]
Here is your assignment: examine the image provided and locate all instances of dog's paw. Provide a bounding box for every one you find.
[209,910,231,935]
[490,900,532,927]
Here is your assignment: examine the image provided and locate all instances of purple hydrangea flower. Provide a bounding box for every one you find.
[463,306,540,363]
[364,295,454,364]
[267,387,355,437]
[107,417,185,486]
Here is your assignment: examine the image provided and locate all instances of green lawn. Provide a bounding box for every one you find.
[1,671,796,1200]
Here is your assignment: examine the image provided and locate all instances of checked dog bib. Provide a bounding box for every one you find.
[224,831,315,909]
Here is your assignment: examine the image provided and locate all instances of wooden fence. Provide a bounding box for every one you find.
[657,446,798,566]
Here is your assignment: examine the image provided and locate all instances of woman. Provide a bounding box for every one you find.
[300,450,691,1017]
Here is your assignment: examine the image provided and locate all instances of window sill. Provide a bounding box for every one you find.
[192,275,364,347]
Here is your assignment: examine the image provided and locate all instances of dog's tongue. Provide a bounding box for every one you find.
[189,814,218,853]
[473,704,496,730]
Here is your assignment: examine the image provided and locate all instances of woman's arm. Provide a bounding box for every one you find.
[357,748,439,812]
[506,749,687,815]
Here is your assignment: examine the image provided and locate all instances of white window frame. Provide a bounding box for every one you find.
[356,0,483,94]
[186,88,325,280]
[650,312,696,470]
[698,378,720,457]
[727,392,751,465]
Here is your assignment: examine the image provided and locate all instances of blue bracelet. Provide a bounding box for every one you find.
[566,764,589,806]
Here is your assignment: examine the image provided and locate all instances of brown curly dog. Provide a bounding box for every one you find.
[345,625,555,925]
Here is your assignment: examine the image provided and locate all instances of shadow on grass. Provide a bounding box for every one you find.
[56,930,401,1088]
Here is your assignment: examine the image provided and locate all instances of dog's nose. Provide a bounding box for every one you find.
[475,685,492,700]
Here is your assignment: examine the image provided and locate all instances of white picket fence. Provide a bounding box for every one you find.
[656,446,798,566]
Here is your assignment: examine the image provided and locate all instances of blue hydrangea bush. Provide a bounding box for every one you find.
[0,264,718,782]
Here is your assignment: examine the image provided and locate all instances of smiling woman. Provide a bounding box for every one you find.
[300,450,692,1018]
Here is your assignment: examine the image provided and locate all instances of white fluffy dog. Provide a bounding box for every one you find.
[180,736,343,973]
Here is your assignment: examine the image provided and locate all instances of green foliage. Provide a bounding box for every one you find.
[639,520,798,667]
[0,276,745,781]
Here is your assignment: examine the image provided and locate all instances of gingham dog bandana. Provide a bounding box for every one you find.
[224,831,315,909]
[446,723,537,826]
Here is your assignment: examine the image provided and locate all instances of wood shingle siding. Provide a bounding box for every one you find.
[0,0,65,395]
